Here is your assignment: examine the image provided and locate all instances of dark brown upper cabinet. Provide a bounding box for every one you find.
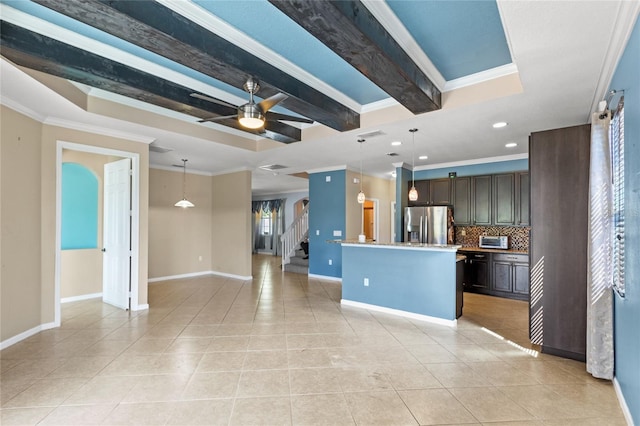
[408,178,452,206]
[472,175,492,225]
[516,172,530,226]
[452,177,471,225]
[493,173,516,225]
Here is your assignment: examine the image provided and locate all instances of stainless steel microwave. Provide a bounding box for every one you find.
[479,235,509,249]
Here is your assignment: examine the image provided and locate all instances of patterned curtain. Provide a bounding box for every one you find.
[251,199,285,256]
[586,111,614,379]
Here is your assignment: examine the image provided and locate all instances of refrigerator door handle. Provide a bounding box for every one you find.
[419,215,423,243]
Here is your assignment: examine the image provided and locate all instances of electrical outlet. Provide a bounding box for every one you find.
[326,176,331,182]
[461,229,466,236]
[328,259,332,266]
[198,255,203,262]
[364,278,369,286]
[316,230,320,236]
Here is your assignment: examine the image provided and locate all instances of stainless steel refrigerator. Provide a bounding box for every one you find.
[404,206,454,244]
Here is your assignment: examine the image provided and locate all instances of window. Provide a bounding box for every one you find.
[611,97,625,297]
[261,211,271,235]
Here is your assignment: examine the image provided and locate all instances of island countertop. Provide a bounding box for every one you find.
[333,240,462,252]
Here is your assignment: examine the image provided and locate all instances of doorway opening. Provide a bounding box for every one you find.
[363,199,379,241]
[54,141,142,327]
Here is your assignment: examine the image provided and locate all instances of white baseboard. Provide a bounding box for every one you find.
[0,321,57,350]
[308,273,342,282]
[148,270,252,283]
[613,377,634,426]
[61,292,102,303]
[341,299,457,327]
[131,303,149,311]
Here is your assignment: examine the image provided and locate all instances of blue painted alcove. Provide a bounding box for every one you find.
[61,162,98,250]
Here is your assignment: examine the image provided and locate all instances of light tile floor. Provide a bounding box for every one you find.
[0,255,626,425]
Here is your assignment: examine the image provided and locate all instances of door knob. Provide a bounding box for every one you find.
[101,248,106,252]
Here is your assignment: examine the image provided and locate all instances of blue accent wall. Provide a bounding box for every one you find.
[342,245,457,320]
[610,16,640,424]
[414,158,528,180]
[308,170,346,278]
[61,162,98,250]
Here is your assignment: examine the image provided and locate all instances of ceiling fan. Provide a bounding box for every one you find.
[190,77,314,129]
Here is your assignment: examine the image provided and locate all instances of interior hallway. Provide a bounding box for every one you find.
[0,254,626,425]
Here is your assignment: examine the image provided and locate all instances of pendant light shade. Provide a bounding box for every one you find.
[175,159,195,208]
[357,138,366,204]
[409,128,418,201]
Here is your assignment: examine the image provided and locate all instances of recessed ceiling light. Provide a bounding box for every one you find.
[391,141,402,146]
[493,121,508,128]
[418,155,428,160]
[505,142,518,148]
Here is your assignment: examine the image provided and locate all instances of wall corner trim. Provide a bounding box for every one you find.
[131,304,149,312]
[341,299,457,327]
[613,377,634,426]
[0,322,57,350]
[61,293,102,304]
[308,273,342,282]
[148,270,252,283]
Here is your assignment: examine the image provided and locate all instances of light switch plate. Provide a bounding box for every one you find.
[326,176,331,182]
[333,230,342,237]
[316,230,320,235]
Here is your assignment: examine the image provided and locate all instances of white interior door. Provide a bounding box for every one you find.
[103,158,131,310]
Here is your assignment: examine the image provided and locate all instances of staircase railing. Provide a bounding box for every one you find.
[281,203,309,269]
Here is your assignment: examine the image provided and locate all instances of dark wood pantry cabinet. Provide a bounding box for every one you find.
[529,124,590,361]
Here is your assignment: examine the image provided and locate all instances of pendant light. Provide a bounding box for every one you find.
[174,159,195,208]
[357,138,366,204]
[408,128,419,201]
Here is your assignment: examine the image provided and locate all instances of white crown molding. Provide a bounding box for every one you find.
[444,63,519,92]
[362,0,446,91]
[1,95,47,122]
[360,97,400,114]
[253,188,309,198]
[588,0,640,117]
[306,165,348,174]
[157,0,361,112]
[392,162,411,170]
[150,164,214,177]
[44,117,155,144]
[415,153,528,172]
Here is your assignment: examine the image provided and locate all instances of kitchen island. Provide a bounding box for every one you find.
[340,241,463,325]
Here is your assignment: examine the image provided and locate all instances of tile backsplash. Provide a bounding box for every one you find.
[455,226,530,251]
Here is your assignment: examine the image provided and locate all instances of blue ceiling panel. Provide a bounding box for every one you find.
[3,0,254,100]
[193,0,389,105]
[386,0,512,81]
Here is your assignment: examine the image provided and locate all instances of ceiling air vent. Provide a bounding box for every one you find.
[149,143,173,153]
[259,164,288,171]
[357,130,385,139]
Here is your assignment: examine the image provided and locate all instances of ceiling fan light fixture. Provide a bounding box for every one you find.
[238,104,265,129]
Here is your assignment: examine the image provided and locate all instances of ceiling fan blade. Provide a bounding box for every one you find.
[190,93,237,109]
[198,115,237,123]
[258,92,288,112]
[266,111,314,124]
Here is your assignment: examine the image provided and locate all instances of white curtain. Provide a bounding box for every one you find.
[586,111,614,380]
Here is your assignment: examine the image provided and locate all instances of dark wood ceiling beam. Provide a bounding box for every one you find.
[0,21,300,143]
[31,0,360,132]
[268,0,441,114]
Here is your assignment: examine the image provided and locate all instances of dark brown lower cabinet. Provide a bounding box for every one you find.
[491,253,529,301]
[463,252,490,293]
[529,124,590,362]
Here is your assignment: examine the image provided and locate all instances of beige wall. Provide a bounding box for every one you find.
[1,106,43,341]
[149,168,213,279]
[345,170,394,243]
[211,171,252,278]
[40,124,150,318]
